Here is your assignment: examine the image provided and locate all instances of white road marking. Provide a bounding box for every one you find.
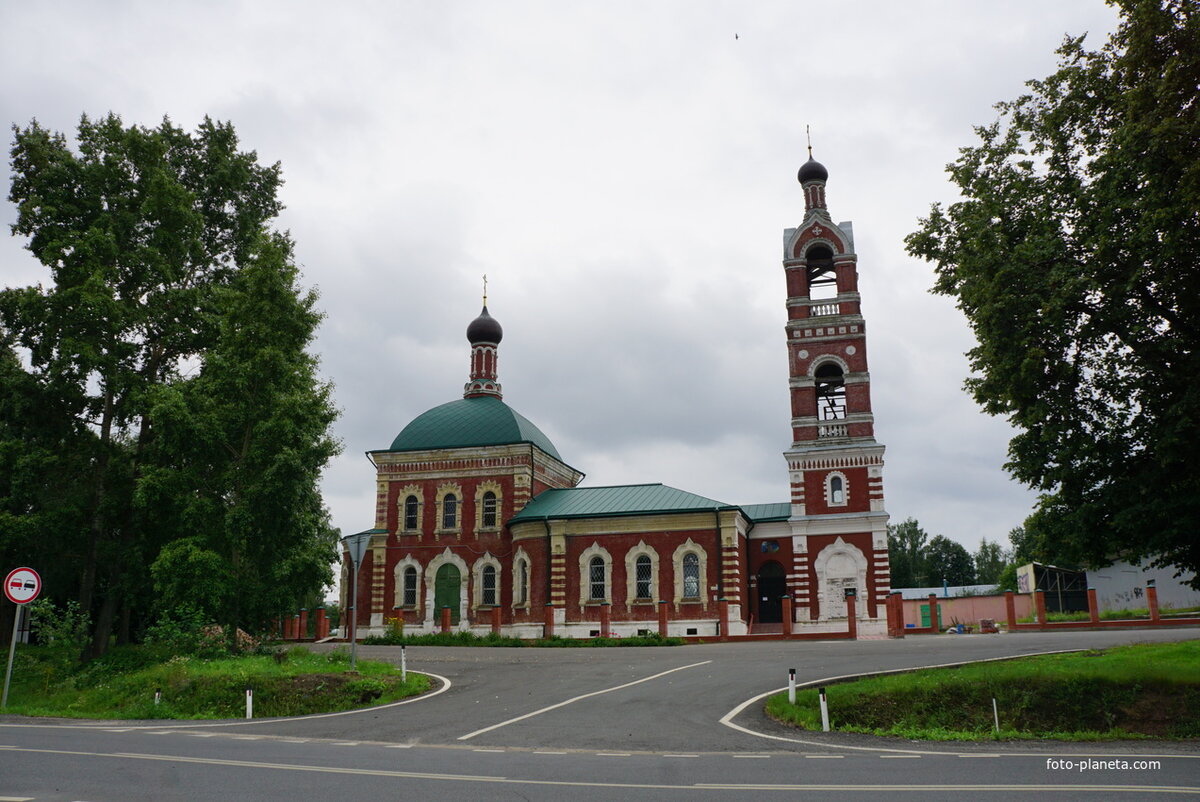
[716,649,1123,756]
[880,754,921,759]
[0,745,1193,795]
[533,750,567,755]
[732,754,771,758]
[0,671,452,732]
[473,748,505,753]
[663,754,698,758]
[805,754,844,759]
[597,752,631,757]
[457,660,712,741]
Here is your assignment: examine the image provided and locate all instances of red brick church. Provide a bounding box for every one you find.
[343,157,891,637]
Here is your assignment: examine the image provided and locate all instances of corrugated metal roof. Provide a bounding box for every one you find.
[741,502,791,522]
[510,483,730,522]
[386,395,562,460]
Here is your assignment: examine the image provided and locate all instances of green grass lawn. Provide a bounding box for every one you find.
[766,640,1200,741]
[3,644,430,719]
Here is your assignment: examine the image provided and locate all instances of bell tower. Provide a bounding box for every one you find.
[782,155,890,626]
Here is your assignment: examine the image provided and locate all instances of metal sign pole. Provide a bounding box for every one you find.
[342,532,372,673]
[349,560,359,671]
[2,606,22,708]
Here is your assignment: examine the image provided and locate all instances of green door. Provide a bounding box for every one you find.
[919,604,930,627]
[434,564,461,624]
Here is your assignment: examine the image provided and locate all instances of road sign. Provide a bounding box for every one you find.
[342,532,373,568]
[3,567,40,605]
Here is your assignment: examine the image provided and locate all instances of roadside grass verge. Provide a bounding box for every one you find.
[766,640,1200,741]
[360,631,684,647]
[4,645,430,719]
[1016,606,1200,624]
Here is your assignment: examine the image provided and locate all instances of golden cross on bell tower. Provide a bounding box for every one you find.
[806,124,813,159]
[482,274,488,306]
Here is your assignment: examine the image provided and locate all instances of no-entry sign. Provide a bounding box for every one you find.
[3,567,41,605]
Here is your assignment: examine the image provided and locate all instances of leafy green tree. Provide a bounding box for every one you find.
[887,517,930,588]
[905,1,1200,585]
[973,537,1009,585]
[2,114,338,655]
[924,535,976,587]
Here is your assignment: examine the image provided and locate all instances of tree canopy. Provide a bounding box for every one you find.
[1,114,340,655]
[905,0,1200,585]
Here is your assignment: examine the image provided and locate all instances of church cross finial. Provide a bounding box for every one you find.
[482,274,488,306]
[806,125,813,159]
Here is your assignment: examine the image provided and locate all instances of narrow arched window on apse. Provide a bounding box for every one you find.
[682,553,701,599]
[482,564,497,606]
[482,491,497,527]
[589,556,606,601]
[403,566,418,606]
[635,554,652,599]
[403,496,419,530]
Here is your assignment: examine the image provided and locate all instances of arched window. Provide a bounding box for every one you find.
[589,556,606,601]
[442,493,457,529]
[481,564,497,606]
[635,554,652,599]
[403,496,419,530]
[515,558,528,605]
[682,553,701,599]
[830,475,844,504]
[482,491,497,528]
[814,362,846,420]
[403,566,418,607]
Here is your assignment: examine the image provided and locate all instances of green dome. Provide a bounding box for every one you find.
[388,395,562,459]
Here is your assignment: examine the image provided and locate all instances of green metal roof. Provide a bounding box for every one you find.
[740,503,791,522]
[387,395,563,459]
[510,483,731,522]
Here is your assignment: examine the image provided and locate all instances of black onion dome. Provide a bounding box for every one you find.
[797,156,828,184]
[466,305,503,344]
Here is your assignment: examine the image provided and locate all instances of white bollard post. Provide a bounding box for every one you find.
[819,686,830,732]
[401,644,407,683]
[154,688,161,706]
[245,687,253,719]
[993,697,1000,733]
[788,668,796,704]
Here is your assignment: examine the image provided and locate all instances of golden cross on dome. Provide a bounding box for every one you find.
[806,124,813,159]
[482,274,488,306]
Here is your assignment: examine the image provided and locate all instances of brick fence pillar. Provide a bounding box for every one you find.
[658,600,669,638]
[927,593,940,633]
[440,606,451,633]
[298,609,309,640]
[316,608,328,640]
[1147,581,1160,623]
[781,596,793,637]
[845,591,857,640]
[718,598,730,642]
[1034,589,1047,626]
[600,602,611,638]
[1087,588,1100,625]
[543,603,555,639]
[491,605,502,634]
[1004,590,1016,629]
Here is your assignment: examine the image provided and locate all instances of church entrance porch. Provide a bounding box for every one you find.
[755,561,786,624]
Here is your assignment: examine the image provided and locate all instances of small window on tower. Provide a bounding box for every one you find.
[814,362,847,420]
[830,476,844,504]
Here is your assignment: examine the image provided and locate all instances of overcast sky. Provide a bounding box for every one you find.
[2,1,1123,557]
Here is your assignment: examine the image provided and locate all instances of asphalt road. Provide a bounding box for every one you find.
[1,627,1198,800]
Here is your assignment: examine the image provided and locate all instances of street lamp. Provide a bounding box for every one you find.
[341,531,373,671]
